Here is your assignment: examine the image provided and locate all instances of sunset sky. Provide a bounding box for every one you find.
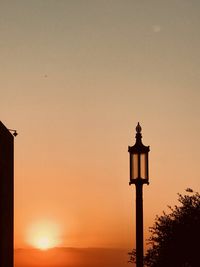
[1,0,200,255]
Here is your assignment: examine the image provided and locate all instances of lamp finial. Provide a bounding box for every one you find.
[136,122,142,133]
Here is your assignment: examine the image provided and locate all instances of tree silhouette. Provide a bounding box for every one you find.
[129,189,200,267]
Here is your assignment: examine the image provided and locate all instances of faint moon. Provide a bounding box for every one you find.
[152,25,161,33]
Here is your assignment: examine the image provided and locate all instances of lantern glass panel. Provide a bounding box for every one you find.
[140,153,146,179]
[131,153,139,179]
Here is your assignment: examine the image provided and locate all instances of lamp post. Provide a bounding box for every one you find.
[128,123,150,267]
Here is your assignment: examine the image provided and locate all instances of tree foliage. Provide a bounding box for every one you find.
[129,189,200,267]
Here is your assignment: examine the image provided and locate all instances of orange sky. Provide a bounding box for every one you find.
[0,0,200,252]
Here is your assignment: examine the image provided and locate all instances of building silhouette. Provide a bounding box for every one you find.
[0,121,14,267]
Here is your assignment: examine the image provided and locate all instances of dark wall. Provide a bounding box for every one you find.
[0,121,14,267]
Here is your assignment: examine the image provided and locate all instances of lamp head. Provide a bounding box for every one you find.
[128,123,150,185]
[8,129,18,137]
[13,131,18,137]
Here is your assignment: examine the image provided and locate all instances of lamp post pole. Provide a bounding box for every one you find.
[136,181,144,267]
[128,123,150,267]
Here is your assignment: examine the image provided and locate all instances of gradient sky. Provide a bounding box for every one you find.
[1,0,200,251]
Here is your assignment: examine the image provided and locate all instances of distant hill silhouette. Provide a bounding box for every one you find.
[15,247,131,267]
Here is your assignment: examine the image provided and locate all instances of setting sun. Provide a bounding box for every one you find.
[26,221,61,250]
[33,236,55,250]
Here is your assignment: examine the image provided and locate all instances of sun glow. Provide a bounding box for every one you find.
[26,221,61,250]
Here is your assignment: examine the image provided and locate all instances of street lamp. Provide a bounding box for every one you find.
[128,123,150,267]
